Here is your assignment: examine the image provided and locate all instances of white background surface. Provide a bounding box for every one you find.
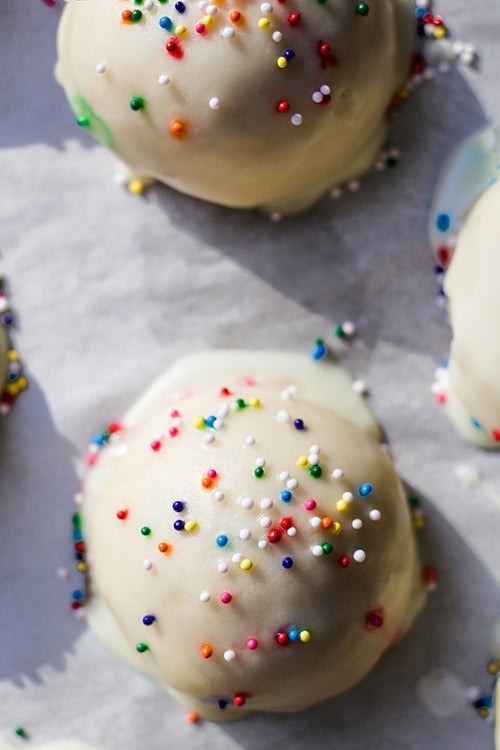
[1,1,500,748]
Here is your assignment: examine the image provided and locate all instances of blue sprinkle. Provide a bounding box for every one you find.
[205,415,216,428]
[288,629,299,641]
[280,490,292,503]
[175,1,186,12]
[172,500,185,513]
[216,534,228,548]
[159,15,173,30]
[143,615,156,626]
[358,483,373,497]
[73,530,83,541]
[173,520,185,531]
[282,557,294,569]
[72,590,84,601]
[436,213,451,233]
[283,49,295,60]
[471,418,482,430]
[217,700,228,710]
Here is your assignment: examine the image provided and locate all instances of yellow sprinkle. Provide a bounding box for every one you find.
[76,561,87,573]
[330,521,342,535]
[193,416,205,429]
[175,24,187,35]
[5,382,19,396]
[249,397,260,408]
[240,558,253,571]
[487,660,500,675]
[258,17,270,29]
[296,455,308,467]
[398,88,410,100]
[412,516,425,530]
[277,56,287,69]
[299,630,311,643]
[336,499,349,513]
[128,179,145,195]
[433,26,446,39]
[203,15,214,26]
[7,350,19,361]
[185,520,198,532]
[17,376,28,390]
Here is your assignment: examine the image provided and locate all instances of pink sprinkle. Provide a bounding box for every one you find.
[220,592,232,604]
[170,409,180,418]
[41,0,57,5]
[206,468,218,478]
[304,499,317,511]
[246,638,258,650]
[241,377,255,387]
[436,393,447,405]
[150,440,162,452]
[86,453,97,466]
[169,427,179,437]
[195,22,206,33]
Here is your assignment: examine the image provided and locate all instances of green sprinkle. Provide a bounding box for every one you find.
[130,96,145,112]
[236,398,246,409]
[356,2,370,16]
[254,467,265,479]
[72,513,82,528]
[321,542,332,554]
[136,642,149,653]
[130,9,143,21]
[335,324,345,338]
[141,526,151,536]
[71,93,115,150]
[14,727,28,739]
[309,465,322,479]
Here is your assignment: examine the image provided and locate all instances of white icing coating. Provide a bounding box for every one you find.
[443,179,500,448]
[81,350,425,720]
[0,737,106,750]
[55,0,415,213]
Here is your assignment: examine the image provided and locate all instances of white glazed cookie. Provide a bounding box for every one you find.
[55,0,415,213]
[80,350,425,721]
[0,738,106,750]
[439,179,500,448]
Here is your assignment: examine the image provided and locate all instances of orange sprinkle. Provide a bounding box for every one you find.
[200,644,213,658]
[201,476,212,488]
[169,119,186,137]
[158,542,171,554]
[186,712,199,724]
[122,9,132,22]
[230,10,242,22]
[321,516,333,529]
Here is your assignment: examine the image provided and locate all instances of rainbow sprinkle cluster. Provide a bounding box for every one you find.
[0,275,28,415]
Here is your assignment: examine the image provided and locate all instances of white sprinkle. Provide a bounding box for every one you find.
[222,26,235,39]
[352,379,368,395]
[73,492,83,506]
[56,567,69,580]
[239,529,251,541]
[353,549,366,563]
[198,0,208,8]
[466,686,481,702]
[203,433,215,444]
[260,1,273,12]
[281,389,291,401]
[241,496,254,510]
[205,4,218,14]
[209,97,221,110]
[369,509,381,521]
[172,417,183,428]
[277,409,290,422]
[218,403,229,417]
[218,561,228,573]
[260,497,273,510]
[291,113,303,126]
[213,490,225,502]
[342,492,353,503]
[144,0,154,8]
[212,418,223,430]
[347,179,361,192]
[352,518,363,530]
[245,435,256,446]
[278,471,290,482]
[74,608,85,620]
[309,444,320,455]
[330,187,343,200]
[230,401,240,411]
[95,61,107,74]
[260,515,272,528]
[320,84,331,96]
[341,320,356,337]
[312,91,323,104]
[272,30,283,42]
[269,211,282,223]
[255,457,266,468]
[143,559,153,570]
[158,74,171,86]
[286,478,298,490]
[258,539,268,550]
[224,649,236,662]
[308,454,320,466]
[310,516,322,529]
[287,527,297,537]
[200,591,211,602]
[454,464,481,485]
[311,545,324,557]
[331,468,344,479]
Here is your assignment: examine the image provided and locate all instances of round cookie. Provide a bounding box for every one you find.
[55,0,416,213]
[79,350,425,720]
[438,179,500,448]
